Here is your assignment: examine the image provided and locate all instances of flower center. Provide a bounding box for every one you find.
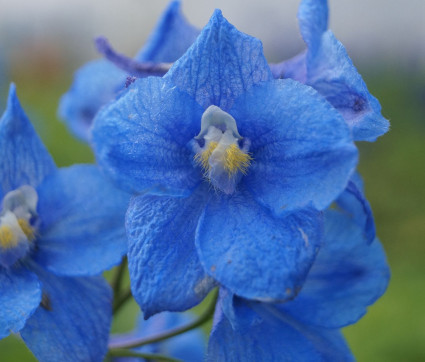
[193,106,252,194]
[0,185,38,268]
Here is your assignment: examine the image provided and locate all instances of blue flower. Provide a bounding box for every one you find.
[270,0,389,142]
[59,0,199,141]
[208,207,390,361]
[110,312,205,362]
[0,84,129,361]
[93,10,358,317]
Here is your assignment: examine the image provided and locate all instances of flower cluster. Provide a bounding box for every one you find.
[1,0,390,361]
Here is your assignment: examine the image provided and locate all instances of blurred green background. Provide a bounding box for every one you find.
[0,45,425,362]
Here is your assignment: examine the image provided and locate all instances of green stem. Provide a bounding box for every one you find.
[113,288,133,314]
[108,349,183,362]
[109,288,218,350]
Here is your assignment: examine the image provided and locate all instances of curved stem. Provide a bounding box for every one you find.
[108,349,183,362]
[109,288,218,349]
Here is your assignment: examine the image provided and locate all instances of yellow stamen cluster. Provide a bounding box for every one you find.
[194,141,218,171]
[0,226,17,249]
[195,142,252,177]
[18,219,36,241]
[224,144,252,176]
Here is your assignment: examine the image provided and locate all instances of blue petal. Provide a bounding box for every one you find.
[214,287,259,331]
[58,59,127,141]
[135,0,199,62]
[208,296,353,361]
[297,0,328,55]
[269,51,307,82]
[0,84,56,195]
[337,175,376,244]
[231,79,358,214]
[20,265,112,362]
[126,186,215,318]
[196,187,322,301]
[0,265,41,338]
[33,165,128,276]
[280,209,390,329]
[306,31,389,141]
[165,10,272,111]
[92,77,203,195]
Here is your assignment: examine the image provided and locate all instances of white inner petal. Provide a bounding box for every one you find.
[2,185,38,220]
[195,105,242,140]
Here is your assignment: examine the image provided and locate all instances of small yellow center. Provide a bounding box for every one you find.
[194,141,218,171]
[195,142,252,177]
[18,219,36,241]
[224,144,252,176]
[0,226,18,249]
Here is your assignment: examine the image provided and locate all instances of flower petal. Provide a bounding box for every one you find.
[0,265,41,338]
[165,10,272,111]
[306,31,389,141]
[58,59,127,141]
[0,84,56,195]
[126,187,215,318]
[20,265,112,362]
[269,51,307,82]
[337,174,375,244]
[136,0,199,62]
[34,165,128,276]
[196,187,322,301]
[298,0,328,55]
[92,77,203,195]
[231,79,358,215]
[280,209,390,329]
[208,296,353,361]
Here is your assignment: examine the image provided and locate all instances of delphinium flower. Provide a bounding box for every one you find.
[92,10,358,318]
[0,84,129,361]
[207,207,390,361]
[270,0,389,142]
[110,312,205,361]
[59,0,199,142]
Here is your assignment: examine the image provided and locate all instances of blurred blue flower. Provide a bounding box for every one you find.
[0,84,129,361]
[59,0,199,142]
[208,207,390,360]
[93,10,358,317]
[110,312,205,362]
[270,0,389,142]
